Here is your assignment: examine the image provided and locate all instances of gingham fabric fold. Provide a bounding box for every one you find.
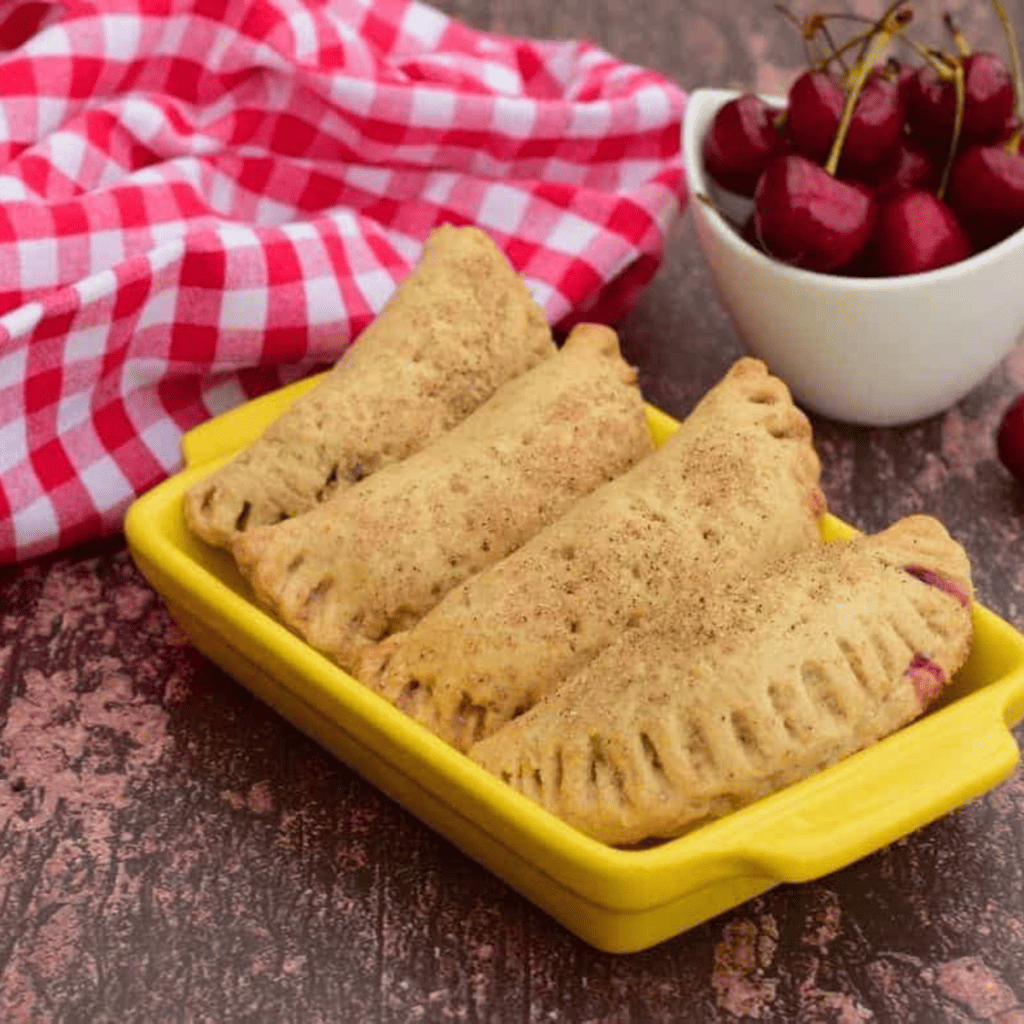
[0,0,687,566]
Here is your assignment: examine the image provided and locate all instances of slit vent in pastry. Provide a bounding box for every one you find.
[184,224,554,549]
[469,515,974,847]
[357,357,827,751]
[232,324,652,669]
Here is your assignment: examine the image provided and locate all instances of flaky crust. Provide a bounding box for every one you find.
[232,325,652,670]
[184,225,554,549]
[358,358,827,751]
[469,516,974,847]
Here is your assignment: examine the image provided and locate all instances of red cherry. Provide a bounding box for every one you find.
[839,181,884,276]
[994,113,1021,146]
[867,136,940,201]
[958,53,1014,142]
[842,71,905,173]
[873,190,972,276]
[841,244,883,277]
[787,69,903,173]
[753,154,877,272]
[905,67,946,147]
[703,94,786,196]
[946,144,1024,250]
[906,53,1015,151]
[895,62,917,107]
[787,71,845,164]
[998,394,1024,484]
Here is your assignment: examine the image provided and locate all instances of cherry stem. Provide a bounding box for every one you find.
[852,0,911,71]
[943,13,972,58]
[799,14,850,76]
[819,22,850,75]
[775,3,823,68]
[881,56,903,84]
[813,26,874,75]
[811,26,876,76]
[896,36,959,81]
[823,17,900,176]
[988,0,1024,128]
[937,59,965,199]
[813,13,882,24]
[813,2,912,81]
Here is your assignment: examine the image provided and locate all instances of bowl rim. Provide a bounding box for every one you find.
[682,86,1024,291]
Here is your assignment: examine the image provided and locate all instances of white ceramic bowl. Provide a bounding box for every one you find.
[683,87,1024,426]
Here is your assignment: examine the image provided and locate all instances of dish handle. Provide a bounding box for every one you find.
[742,680,1024,883]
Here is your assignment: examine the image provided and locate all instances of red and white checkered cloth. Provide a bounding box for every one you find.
[0,0,686,566]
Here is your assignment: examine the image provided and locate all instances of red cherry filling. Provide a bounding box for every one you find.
[873,190,972,276]
[753,154,877,272]
[905,565,972,607]
[703,93,787,196]
[906,653,947,708]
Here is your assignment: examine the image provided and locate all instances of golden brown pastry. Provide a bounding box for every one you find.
[184,225,554,549]
[358,358,826,750]
[232,324,652,669]
[469,516,974,847]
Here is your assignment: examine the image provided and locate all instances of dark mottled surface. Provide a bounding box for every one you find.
[5,1,1024,1021]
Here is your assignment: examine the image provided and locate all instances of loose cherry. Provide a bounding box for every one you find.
[872,190,972,276]
[997,393,1024,485]
[946,143,1024,249]
[703,94,787,196]
[754,154,877,272]
[906,52,1015,150]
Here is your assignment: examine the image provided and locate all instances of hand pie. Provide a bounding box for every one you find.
[358,358,826,751]
[232,324,652,669]
[469,516,974,847]
[184,225,554,549]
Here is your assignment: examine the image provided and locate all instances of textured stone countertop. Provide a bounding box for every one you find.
[4,1,1024,1021]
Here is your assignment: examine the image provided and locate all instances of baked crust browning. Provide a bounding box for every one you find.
[469,516,974,847]
[184,225,555,549]
[357,358,827,751]
[232,324,652,669]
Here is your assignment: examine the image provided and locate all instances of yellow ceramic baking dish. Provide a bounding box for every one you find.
[124,373,1024,954]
